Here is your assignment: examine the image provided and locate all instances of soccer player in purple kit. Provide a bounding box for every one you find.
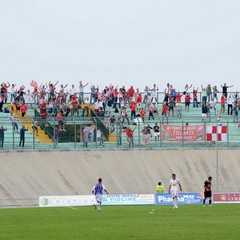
[92,178,109,212]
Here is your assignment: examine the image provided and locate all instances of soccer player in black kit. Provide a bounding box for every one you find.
[203,176,212,206]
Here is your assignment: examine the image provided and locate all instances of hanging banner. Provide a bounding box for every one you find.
[206,126,227,142]
[213,193,240,203]
[155,193,202,205]
[162,125,205,142]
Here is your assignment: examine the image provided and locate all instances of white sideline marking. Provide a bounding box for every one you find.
[68,207,77,210]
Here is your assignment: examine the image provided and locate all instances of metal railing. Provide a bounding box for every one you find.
[0,117,239,151]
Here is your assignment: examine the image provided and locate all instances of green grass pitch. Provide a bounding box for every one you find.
[0,204,239,240]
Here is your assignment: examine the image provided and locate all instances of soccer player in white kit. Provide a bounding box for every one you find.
[168,173,182,209]
[92,178,109,211]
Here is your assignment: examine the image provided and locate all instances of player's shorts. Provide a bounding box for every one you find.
[204,191,212,199]
[154,132,160,137]
[171,189,179,198]
[95,194,103,203]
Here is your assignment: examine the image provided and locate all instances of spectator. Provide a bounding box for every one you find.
[232,104,239,123]
[32,120,39,136]
[82,97,90,118]
[212,86,219,103]
[162,101,168,124]
[208,98,217,115]
[10,84,17,103]
[117,127,123,147]
[227,94,234,115]
[139,108,146,123]
[71,94,79,117]
[201,85,207,105]
[19,125,28,147]
[192,87,199,108]
[148,102,155,120]
[69,84,76,100]
[153,123,160,142]
[24,89,34,108]
[183,83,192,94]
[0,94,4,112]
[20,102,28,117]
[221,83,234,98]
[141,126,150,144]
[151,84,159,103]
[97,129,104,146]
[175,102,182,120]
[79,81,88,104]
[168,96,175,117]
[0,126,7,148]
[130,101,136,120]
[206,84,212,103]
[202,103,208,122]
[220,94,226,115]
[136,93,142,112]
[125,126,135,148]
[9,113,18,133]
[57,110,65,131]
[109,115,116,133]
[184,93,191,111]
[121,107,130,125]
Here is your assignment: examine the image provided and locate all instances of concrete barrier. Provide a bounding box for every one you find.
[0,149,239,207]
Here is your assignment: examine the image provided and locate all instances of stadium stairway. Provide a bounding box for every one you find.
[7,105,52,144]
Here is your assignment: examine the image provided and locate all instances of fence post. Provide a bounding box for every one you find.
[74,117,77,149]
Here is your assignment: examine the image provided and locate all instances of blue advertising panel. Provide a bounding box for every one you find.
[102,194,154,205]
[155,193,202,205]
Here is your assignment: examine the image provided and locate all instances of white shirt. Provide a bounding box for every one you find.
[69,88,76,96]
[169,178,180,191]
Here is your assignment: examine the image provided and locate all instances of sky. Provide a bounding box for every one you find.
[1,0,240,92]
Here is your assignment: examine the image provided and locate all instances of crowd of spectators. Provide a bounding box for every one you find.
[0,81,240,147]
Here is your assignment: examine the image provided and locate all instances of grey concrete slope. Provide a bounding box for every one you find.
[0,149,240,207]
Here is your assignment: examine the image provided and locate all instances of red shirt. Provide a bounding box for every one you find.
[136,95,142,103]
[185,95,191,103]
[140,109,146,118]
[130,102,136,111]
[176,94,182,103]
[162,105,168,114]
[125,128,133,138]
[20,104,28,113]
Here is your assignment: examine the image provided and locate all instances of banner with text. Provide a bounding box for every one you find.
[162,125,205,142]
[155,193,202,205]
[213,193,240,203]
[102,194,154,205]
[39,195,95,207]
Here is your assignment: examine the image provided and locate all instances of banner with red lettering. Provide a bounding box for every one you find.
[213,193,240,203]
[162,125,205,142]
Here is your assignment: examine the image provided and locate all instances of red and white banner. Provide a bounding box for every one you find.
[162,125,205,142]
[213,193,240,203]
[206,126,227,142]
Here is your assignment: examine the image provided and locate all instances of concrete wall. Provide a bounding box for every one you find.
[0,149,240,207]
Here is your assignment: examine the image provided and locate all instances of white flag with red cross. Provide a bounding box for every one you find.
[206,126,227,142]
